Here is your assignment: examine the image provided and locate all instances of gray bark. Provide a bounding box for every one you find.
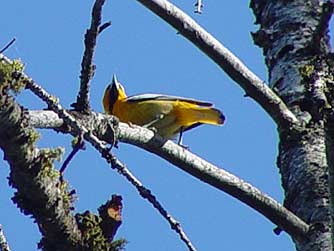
[251,0,333,250]
[2,0,333,250]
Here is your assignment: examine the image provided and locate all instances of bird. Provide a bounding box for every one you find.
[103,75,225,143]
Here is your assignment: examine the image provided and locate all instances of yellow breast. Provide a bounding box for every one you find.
[112,99,174,126]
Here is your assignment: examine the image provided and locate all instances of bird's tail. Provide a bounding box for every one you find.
[178,106,225,126]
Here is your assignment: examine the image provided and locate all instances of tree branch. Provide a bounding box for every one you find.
[134,0,299,130]
[28,109,310,240]
[101,119,311,240]
[0,60,81,250]
[250,1,333,250]
[71,0,106,113]
[59,133,85,175]
[0,38,16,54]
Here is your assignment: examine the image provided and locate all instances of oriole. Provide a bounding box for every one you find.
[103,75,225,142]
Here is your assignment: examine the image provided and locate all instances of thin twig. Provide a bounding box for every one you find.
[194,0,203,14]
[0,38,16,54]
[22,76,197,251]
[72,0,106,113]
[59,133,85,175]
[0,225,11,251]
[98,21,112,34]
[112,159,197,251]
[135,0,300,130]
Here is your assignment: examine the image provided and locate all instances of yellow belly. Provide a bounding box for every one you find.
[111,99,222,139]
[112,100,173,125]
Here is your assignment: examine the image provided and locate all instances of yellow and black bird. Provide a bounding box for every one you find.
[103,75,225,143]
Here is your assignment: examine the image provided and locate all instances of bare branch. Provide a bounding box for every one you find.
[59,133,85,175]
[0,38,16,54]
[135,0,299,130]
[99,21,112,34]
[117,123,310,240]
[71,0,106,113]
[27,109,65,128]
[112,157,197,251]
[28,109,310,240]
[22,77,197,251]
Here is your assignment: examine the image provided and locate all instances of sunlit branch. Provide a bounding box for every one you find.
[134,0,299,130]
[28,109,310,240]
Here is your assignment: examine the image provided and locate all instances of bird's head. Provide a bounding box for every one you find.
[110,74,127,100]
[103,74,127,114]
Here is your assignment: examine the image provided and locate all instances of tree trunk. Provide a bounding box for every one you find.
[250,0,333,250]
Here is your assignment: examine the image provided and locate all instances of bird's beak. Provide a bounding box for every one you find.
[112,74,118,86]
[110,74,127,99]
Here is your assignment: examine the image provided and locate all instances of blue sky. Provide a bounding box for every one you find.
[1,1,296,250]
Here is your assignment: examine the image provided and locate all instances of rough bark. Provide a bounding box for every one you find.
[0,62,82,250]
[0,58,125,251]
[251,0,333,250]
[1,0,333,250]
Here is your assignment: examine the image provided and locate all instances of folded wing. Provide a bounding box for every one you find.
[126,93,213,107]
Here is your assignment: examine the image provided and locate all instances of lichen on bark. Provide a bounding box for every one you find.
[0,58,82,250]
[250,0,334,250]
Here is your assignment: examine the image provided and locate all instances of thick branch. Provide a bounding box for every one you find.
[112,119,310,240]
[28,109,310,240]
[0,72,81,250]
[134,0,299,130]
[251,1,333,250]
